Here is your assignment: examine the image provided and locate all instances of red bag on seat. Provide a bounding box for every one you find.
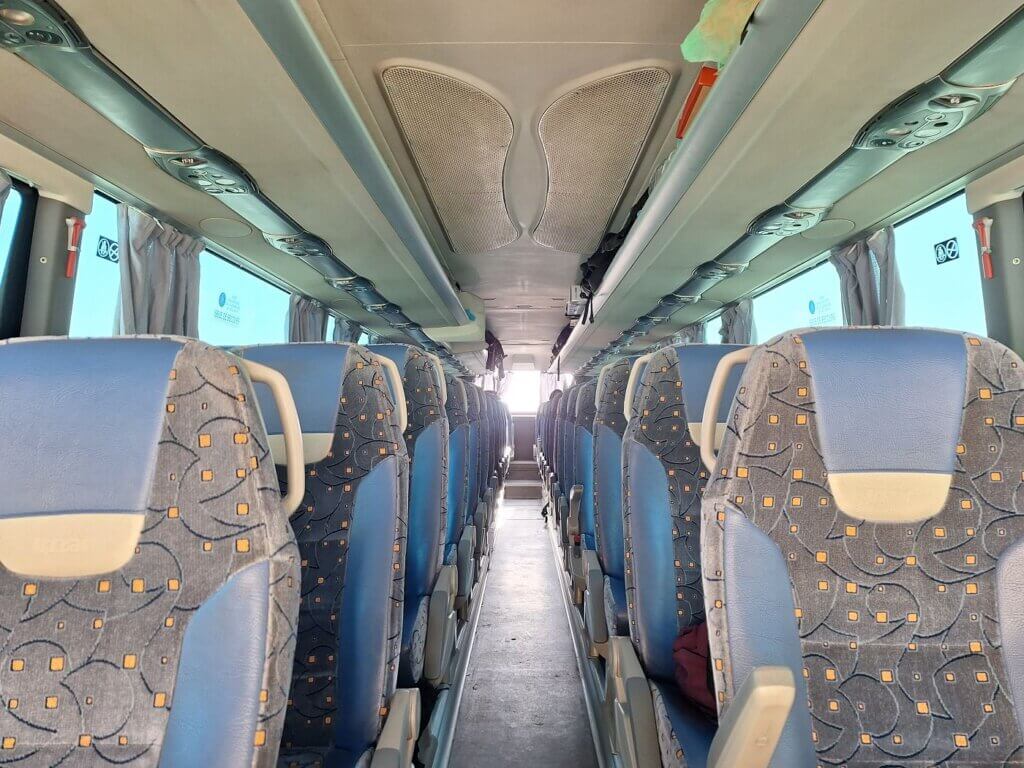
[672,622,718,720]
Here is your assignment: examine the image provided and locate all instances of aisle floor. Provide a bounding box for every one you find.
[449,499,598,768]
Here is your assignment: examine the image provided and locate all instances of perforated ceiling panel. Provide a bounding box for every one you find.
[534,67,671,254]
[382,66,519,254]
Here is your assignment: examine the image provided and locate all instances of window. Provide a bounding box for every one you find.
[325,314,336,341]
[69,192,121,336]
[198,250,289,345]
[0,184,25,287]
[704,314,722,343]
[750,261,843,342]
[892,192,986,334]
[502,370,541,414]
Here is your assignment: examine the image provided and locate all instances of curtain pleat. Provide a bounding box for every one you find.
[117,204,203,336]
[719,299,754,343]
[288,295,327,342]
[332,316,362,343]
[673,322,705,345]
[830,225,904,326]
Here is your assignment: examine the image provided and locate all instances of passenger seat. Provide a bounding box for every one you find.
[610,343,746,768]
[237,343,419,768]
[370,344,457,689]
[0,337,300,766]
[584,356,637,652]
[443,374,477,617]
[702,329,1024,767]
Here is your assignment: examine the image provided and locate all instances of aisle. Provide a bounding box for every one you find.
[448,499,598,768]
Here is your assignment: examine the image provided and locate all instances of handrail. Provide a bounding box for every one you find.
[241,359,306,514]
[377,354,409,434]
[700,346,754,473]
[623,353,655,422]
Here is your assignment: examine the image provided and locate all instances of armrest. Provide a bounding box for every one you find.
[707,666,795,768]
[582,548,608,655]
[424,565,457,686]
[604,637,660,768]
[568,484,583,538]
[370,688,421,768]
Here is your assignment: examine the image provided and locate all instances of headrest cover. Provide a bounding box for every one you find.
[575,380,598,431]
[800,328,967,522]
[237,343,350,465]
[673,343,747,447]
[0,337,182,518]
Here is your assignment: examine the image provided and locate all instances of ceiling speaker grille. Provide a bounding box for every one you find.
[382,66,518,254]
[534,67,671,254]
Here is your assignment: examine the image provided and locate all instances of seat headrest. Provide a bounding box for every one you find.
[595,357,637,437]
[673,343,747,448]
[0,337,183,520]
[797,328,968,522]
[237,343,350,465]
[575,379,598,431]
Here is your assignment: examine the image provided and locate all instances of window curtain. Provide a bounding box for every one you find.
[288,295,327,342]
[332,315,362,342]
[719,299,754,343]
[0,170,11,226]
[829,225,905,326]
[117,204,202,336]
[672,322,705,345]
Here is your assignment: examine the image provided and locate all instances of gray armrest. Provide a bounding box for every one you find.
[424,565,457,686]
[604,637,660,768]
[456,524,477,616]
[370,689,420,768]
[707,666,795,768]
[582,548,608,656]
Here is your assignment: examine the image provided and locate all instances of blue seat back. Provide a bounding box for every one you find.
[593,357,637,580]
[464,384,483,514]
[240,342,406,765]
[545,390,563,469]
[574,380,598,548]
[622,343,746,684]
[444,375,470,563]
[704,329,1024,767]
[0,337,300,767]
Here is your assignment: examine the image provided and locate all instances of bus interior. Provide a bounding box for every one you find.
[3,1,1024,766]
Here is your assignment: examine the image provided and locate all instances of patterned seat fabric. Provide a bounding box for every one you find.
[574,380,598,549]
[593,357,637,636]
[704,329,1024,768]
[238,343,407,768]
[369,345,448,686]
[0,337,299,767]
[464,384,483,519]
[622,344,746,767]
[444,375,470,564]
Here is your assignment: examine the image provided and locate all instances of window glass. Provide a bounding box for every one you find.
[892,193,986,334]
[198,251,289,345]
[357,330,373,345]
[0,185,24,287]
[502,370,541,414]
[325,314,335,341]
[751,261,842,342]
[69,193,121,336]
[704,314,722,343]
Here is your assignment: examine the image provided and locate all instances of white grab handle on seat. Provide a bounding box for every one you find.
[623,352,656,422]
[377,353,409,434]
[700,346,754,475]
[241,359,305,515]
[425,352,448,409]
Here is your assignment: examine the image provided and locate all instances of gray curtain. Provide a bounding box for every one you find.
[289,295,328,342]
[117,204,202,336]
[332,315,362,343]
[720,299,754,343]
[829,225,904,326]
[673,322,705,345]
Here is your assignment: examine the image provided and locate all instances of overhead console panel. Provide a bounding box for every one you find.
[382,66,519,254]
[0,0,471,373]
[534,67,672,254]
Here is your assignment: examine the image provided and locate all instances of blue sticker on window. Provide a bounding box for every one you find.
[934,237,960,264]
